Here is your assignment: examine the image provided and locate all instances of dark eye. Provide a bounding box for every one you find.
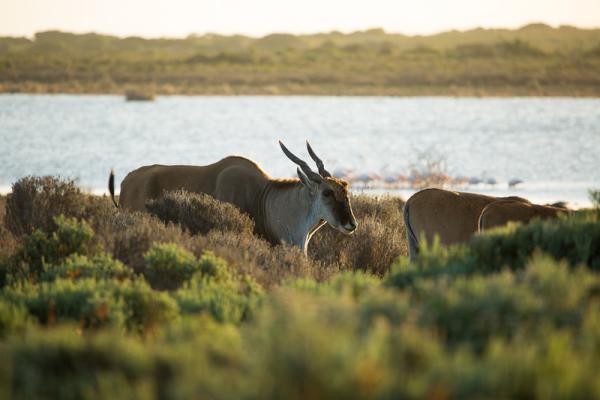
[323,190,334,198]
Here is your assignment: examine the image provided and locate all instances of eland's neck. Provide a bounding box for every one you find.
[262,181,325,254]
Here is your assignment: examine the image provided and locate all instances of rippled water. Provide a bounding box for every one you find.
[1,94,599,206]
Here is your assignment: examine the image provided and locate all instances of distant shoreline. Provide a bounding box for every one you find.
[2,83,600,97]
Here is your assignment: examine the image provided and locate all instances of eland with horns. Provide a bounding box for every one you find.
[109,141,357,254]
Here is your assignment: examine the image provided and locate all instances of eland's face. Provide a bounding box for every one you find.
[278,140,358,236]
[318,177,357,234]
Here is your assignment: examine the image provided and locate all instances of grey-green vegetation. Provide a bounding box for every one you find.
[1,23,600,95]
[0,177,599,399]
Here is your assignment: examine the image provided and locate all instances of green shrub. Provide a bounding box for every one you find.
[444,321,600,399]
[385,239,474,289]
[39,253,133,282]
[119,280,181,334]
[108,211,195,274]
[7,215,97,281]
[146,190,255,236]
[192,230,326,289]
[0,299,32,339]
[2,278,125,328]
[143,243,200,290]
[288,270,381,299]
[4,176,600,399]
[155,315,247,399]
[3,327,160,400]
[173,252,263,323]
[2,278,178,333]
[387,211,600,288]
[289,271,410,329]
[6,215,97,283]
[243,290,442,399]
[470,212,600,272]
[400,254,600,352]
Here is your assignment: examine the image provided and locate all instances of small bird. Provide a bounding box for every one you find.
[508,178,523,188]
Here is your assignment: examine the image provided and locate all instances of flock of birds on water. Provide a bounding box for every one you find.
[329,167,523,190]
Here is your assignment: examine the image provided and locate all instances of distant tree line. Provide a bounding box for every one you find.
[1,24,599,95]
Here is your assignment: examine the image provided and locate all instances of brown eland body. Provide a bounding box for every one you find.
[478,199,567,232]
[109,141,357,254]
[403,188,530,260]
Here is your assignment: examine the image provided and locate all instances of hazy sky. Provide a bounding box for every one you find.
[1,0,599,38]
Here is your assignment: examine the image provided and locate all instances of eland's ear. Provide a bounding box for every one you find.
[297,168,318,193]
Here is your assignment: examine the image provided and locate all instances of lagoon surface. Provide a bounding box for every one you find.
[1,94,599,206]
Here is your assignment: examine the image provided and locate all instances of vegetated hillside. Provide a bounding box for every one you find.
[1,24,600,95]
[0,176,599,399]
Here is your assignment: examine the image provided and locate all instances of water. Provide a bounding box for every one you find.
[1,94,599,207]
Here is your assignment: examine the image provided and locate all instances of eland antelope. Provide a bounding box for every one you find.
[478,199,568,232]
[403,188,568,260]
[108,141,357,254]
[403,188,530,260]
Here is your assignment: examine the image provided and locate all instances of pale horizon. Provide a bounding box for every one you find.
[1,0,600,39]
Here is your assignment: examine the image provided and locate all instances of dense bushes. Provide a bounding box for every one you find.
[143,243,201,290]
[0,299,31,339]
[386,210,600,289]
[3,277,179,332]
[147,190,254,236]
[6,176,91,237]
[1,177,328,286]
[38,253,133,283]
[1,175,600,399]
[173,252,263,323]
[309,195,407,275]
[412,253,600,351]
[3,328,163,400]
[143,244,265,323]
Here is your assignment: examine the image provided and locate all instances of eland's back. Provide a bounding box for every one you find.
[478,200,567,231]
[117,156,269,212]
[403,188,530,260]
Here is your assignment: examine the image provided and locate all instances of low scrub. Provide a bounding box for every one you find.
[386,210,600,288]
[1,175,599,399]
[146,190,254,236]
[39,253,133,283]
[2,278,178,333]
[309,195,407,275]
[173,252,263,323]
[3,327,162,400]
[107,211,196,275]
[5,215,98,285]
[192,230,325,288]
[412,253,600,352]
[6,176,91,237]
[0,299,32,339]
[143,243,201,290]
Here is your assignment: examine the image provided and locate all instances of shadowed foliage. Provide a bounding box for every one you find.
[1,175,600,399]
[146,190,255,236]
[309,195,407,275]
[5,176,88,237]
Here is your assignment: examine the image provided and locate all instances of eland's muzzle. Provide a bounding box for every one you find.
[343,220,357,233]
